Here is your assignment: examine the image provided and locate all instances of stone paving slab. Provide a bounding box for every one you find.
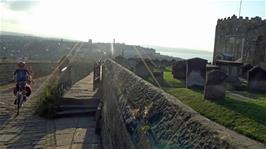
[52,74,102,148]
[0,77,47,124]
[0,73,102,148]
[56,133,74,146]
[71,143,101,149]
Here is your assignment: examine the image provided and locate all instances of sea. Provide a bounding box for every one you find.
[145,46,213,62]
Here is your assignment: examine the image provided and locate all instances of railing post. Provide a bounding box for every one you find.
[93,63,96,84]
[93,61,102,91]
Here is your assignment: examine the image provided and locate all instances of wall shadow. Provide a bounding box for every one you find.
[214,98,266,126]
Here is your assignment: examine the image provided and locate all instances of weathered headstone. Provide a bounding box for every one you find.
[114,56,131,70]
[160,59,171,67]
[204,70,227,100]
[153,71,164,83]
[215,60,243,77]
[242,64,253,79]
[248,66,266,92]
[159,66,165,73]
[225,76,241,90]
[186,58,207,88]
[215,60,243,90]
[126,58,139,71]
[135,60,154,79]
[206,64,220,72]
[172,60,186,80]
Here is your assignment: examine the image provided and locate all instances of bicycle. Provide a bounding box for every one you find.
[15,82,27,115]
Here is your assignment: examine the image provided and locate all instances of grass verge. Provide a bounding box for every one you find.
[33,75,61,118]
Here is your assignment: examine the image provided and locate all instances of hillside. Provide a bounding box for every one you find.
[0,33,181,62]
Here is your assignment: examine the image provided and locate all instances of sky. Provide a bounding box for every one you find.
[0,0,265,51]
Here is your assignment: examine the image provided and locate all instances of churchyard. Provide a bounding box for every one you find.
[161,66,266,145]
[114,55,266,146]
[114,50,266,145]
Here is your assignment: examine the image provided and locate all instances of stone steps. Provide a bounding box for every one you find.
[55,97,100,118]
[55,109,97,118]
[58,104,98,110]
[52,73,102,148]
[55,102,99,118]
[61,97,100,105]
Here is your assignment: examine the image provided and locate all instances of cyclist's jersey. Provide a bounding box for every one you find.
[14,69,30,82]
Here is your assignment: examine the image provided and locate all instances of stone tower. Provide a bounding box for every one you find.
[213,15,266,67]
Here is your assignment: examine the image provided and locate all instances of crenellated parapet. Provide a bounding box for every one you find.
[217,14,265,26]
[213,14,266,65]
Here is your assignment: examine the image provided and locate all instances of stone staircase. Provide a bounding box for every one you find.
[55,97,99,118]
[52,73,102,148]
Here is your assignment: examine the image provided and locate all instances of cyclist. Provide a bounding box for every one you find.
[13,61,31,104]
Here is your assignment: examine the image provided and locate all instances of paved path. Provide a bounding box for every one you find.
[0,74,102,149]
[51,74,102,148]
[0,77,47,127]
[0,77,51,148]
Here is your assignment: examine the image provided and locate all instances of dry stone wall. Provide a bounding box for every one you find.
[101,59,266,149]
[0,62,56,84]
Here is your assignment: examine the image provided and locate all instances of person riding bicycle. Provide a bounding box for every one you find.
[13,61,31,104]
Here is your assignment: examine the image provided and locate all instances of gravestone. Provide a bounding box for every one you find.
[242,64,253,79]
[225,76,241,90]
[215,60,243,90]
[172,60,186,80]
[215,60,243,77]
[153,71,164,83]
[135,60,154,79]
[206,64,220,72]
[159,66,165,73]
[160,59,171,67]
[127,58,139,71]
[248,66,266,92]
[204,70,227,100]
[186,58,207,88]
[115,56,131,70]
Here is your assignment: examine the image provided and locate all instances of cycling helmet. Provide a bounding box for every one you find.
[17,61,26,68]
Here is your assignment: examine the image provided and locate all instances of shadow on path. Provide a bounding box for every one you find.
[1,75,102,149]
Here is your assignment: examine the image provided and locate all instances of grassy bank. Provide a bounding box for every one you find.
[153,68,266,144]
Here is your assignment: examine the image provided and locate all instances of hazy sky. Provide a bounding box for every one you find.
[0,0,265,51]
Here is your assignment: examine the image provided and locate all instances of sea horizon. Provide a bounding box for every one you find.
[144,45,213,62]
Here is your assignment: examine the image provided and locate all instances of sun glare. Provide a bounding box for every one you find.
[1,0,265,51]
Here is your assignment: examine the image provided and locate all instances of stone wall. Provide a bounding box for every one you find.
[0,60,92,86]
[101,59,265,149]
[0,62,56,84]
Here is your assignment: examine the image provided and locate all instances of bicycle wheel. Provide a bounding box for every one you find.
[17,94,22,115]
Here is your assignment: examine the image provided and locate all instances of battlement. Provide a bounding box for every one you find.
[217,14,265,25]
